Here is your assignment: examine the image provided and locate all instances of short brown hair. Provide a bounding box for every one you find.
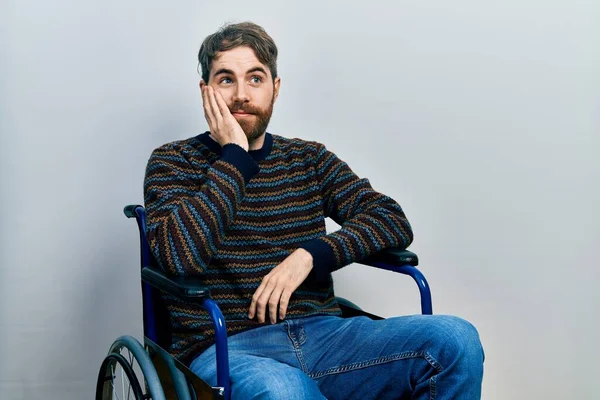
[198,22,278,83]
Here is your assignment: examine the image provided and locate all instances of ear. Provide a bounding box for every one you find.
[273,77,281,103]
[199,80,206,90]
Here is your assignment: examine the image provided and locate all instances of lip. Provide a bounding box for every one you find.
[232,112,253,117]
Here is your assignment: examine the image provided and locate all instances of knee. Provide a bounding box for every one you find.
[234,369,320,400]
[254,376,310,400]
[434,315,484,365]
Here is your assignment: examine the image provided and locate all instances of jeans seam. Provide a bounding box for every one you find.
[286,321,309,373]
[308,350,444,380]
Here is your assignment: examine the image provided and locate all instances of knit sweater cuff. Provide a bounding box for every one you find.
[299,238,337,283]
[220,144,260,184]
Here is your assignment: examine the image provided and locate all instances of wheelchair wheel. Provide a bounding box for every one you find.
[96,335,166,400]
[96,352,145,399]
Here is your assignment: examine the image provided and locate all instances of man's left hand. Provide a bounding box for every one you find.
[248,249,313,324]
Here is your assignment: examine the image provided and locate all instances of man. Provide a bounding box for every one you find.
[144,21,484,399]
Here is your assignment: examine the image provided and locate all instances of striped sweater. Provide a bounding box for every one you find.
[144,131,413,364]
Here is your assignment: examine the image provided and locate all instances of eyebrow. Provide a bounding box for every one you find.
[213,66,268,77]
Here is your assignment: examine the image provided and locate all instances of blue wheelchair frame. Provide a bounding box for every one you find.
[124,204,433,400]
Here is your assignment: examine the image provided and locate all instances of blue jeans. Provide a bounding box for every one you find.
[190,315,484,400]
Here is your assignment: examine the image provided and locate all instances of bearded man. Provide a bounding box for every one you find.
[144,21,484,400]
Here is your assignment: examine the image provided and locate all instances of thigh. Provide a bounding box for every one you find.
[299,314,481,400]
[189,322,325,400]
[192,351,326,400]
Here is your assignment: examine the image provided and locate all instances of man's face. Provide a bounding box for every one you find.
[201,46,280,144]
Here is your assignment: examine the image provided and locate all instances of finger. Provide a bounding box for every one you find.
[201,86,215,128]
[279,288,292,321]
[248,276,270,319]
[256,280,276,323]
[207,86,223,123]
[248,283,263,319]
[213,89,232,117]
[268,286,285,324]
[204,86,220,130]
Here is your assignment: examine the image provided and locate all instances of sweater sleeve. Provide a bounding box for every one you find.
[143,143,259,275]
[299,143,413,281]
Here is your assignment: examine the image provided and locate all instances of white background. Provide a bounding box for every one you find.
[1,0,598,398]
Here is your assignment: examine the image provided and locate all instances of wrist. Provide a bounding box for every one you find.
[224,141,248,152]
[296,248,314,269]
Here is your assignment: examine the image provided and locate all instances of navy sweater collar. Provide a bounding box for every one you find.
[198,131,273,161]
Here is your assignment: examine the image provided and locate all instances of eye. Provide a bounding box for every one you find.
[219,77,232,84]
[250,75,263,84]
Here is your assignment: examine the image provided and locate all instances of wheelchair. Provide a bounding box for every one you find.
[95,204,433,400]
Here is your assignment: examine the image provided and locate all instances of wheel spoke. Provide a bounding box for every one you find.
[121,366,126,400]
[110,365,122,400]
[111,381,122,400]
[127,349,133,400]
[127,373,132,399]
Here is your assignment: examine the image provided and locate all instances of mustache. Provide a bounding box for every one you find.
[229,103,261,114]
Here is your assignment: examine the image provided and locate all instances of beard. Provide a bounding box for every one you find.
[229,95,275,145]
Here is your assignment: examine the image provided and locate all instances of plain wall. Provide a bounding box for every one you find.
[1,0,598,398]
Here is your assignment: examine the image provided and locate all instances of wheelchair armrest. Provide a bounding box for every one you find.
[141,266,210,302]
[359,248,419,267]
[124,204,143,218]
[357,248,432,315]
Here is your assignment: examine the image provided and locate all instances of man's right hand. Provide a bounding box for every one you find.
[201,83,249,151]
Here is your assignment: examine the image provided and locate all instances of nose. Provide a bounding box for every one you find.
[232,82,250,103]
